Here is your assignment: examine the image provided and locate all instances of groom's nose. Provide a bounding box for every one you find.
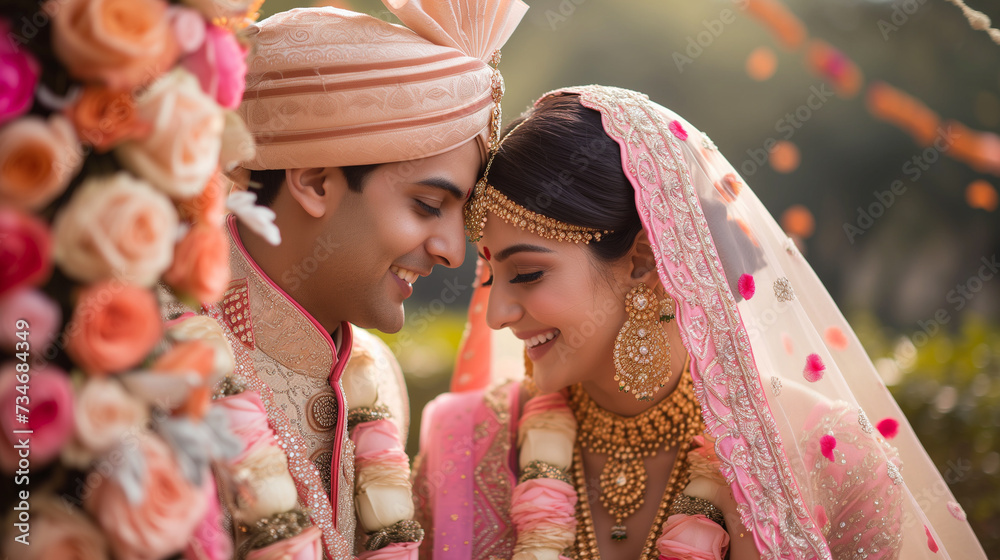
[425,216,466,269]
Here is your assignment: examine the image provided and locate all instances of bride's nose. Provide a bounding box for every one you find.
[485,283,523,330]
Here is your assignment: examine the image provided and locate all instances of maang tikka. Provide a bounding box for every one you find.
[612,283,675,401]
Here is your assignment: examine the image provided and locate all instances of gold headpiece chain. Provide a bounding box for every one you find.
[464,98,610,244]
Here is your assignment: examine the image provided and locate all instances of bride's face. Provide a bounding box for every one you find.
[477,215,631,393]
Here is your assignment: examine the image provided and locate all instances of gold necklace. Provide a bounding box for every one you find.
[566,364,702,557]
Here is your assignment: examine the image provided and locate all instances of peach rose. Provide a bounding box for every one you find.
[246,526,323,560]
[67,86,151,152]
[163,223,230,305]
[64,281,163,376]
[166,314,235,380]
[152,340,215,418]
[48,0,179,89]
[117,69,225,198]
[0,364,75,473]
[1,495,109,560]
[73,378,148,454]
[52,172,178,286]
[85,434,208,560]
[178,172,228,226]
[0,115,82,210]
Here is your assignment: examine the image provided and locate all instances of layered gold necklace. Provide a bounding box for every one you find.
[566,363,703,559]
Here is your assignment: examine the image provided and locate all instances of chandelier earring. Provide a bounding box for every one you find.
[612,283,672,401]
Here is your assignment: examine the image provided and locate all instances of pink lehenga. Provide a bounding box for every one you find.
[412,85,987,560]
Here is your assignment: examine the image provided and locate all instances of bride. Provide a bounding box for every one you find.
[411,85,986,560]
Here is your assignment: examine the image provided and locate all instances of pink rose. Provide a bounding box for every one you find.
[52,172,178,287]
[246,526,323,560]
[0,495,109,560]
[170,7,207,55]
[0,364,75,473]
[185,472,232,560]
[358,541,419,560]
[352,419,404,458]
[0,206,52,297]
[85,434,209,560]
[0,115,82,210]
[73,377,148,453]
[214,391,269,462]
[116,69,225,198]
[0,288,61,354]
[183,25,248,109]
[0,19,40,126]
[655,514,730,560]
[509,478,577,535]
[48,0,179,89]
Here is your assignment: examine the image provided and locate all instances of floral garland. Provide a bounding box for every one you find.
[512,390,731,560]
[343,345,424,559]
[0,1,278,559]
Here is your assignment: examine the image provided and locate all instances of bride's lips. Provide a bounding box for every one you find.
[518,329,561,361]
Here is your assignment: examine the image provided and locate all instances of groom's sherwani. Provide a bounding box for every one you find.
[199,215,408,559]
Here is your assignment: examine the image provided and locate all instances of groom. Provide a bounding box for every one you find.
[203,2,526,558]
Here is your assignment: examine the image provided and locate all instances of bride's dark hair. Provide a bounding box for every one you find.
[488,93,643,262]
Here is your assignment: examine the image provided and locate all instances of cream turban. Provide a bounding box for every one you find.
[239,0,528,170]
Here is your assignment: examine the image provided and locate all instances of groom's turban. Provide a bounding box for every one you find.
[239,0,527,171]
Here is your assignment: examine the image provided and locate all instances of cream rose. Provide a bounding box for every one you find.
[0,115,82,210]
[342,350,379,409]
[356,485,415,533]
[166,315,235,381]
[518,410,576,470]
[233,443,299,522]
[52,172,178,286]
[219,110,255,171]
[117,69,225,198]
[73,377,148,453]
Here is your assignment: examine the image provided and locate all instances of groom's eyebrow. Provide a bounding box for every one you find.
[415,178,466,200]
[495,244,554,262]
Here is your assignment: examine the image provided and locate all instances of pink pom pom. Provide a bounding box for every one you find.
[946,501,967,521]
[925,526,939,553]
[803,353,825,382]
[737,274,755,300]
[820,435,836,461]
[876,418,899,439]
[668,120,688,141]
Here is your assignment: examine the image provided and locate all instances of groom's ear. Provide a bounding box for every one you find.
[626,229,659,285]
[285,167,350,219]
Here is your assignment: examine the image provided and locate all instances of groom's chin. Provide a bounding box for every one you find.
[359,305,405,334]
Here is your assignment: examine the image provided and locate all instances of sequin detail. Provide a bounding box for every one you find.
[771,376,783,396]
[774,277,796,302]
[858,409,874,435]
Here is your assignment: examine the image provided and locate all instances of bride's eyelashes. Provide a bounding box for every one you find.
[480,270,544,287]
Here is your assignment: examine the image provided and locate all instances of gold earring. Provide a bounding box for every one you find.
[613,283,672,401]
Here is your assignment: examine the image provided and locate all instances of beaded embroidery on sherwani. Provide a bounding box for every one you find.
[209,228,355,560]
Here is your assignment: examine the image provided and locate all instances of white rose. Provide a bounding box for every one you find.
[181,0,256,21]
[219,110,255,171]
[117,69,224,198]
[73,378,148,453]
[519,428,574,471]
[167,315,236,381]
[355,484,414,533]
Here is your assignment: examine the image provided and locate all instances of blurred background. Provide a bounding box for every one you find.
[259,0,1000,553]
